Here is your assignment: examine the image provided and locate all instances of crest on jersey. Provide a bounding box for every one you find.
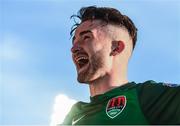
[106,95,126,119]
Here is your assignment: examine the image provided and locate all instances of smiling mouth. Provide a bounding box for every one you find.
[75,54,89,71]
[77,57,89,68]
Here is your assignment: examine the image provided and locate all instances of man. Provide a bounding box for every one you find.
[62,6,180,125]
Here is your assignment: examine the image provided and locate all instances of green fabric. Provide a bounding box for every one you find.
[137,80,180,124]
[62,81,180,125]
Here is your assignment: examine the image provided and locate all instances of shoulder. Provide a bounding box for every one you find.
[137,80,179,89]
[69,101,88,115]
[136,80,180,108]
[136,80,180,124]
[62,101,85,125]
[136,80,180,107]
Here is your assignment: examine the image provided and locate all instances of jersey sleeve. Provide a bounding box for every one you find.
[137,80,180,124]
[62,113,72,125]
[61,102,78,125]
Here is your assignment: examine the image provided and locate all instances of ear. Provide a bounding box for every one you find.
[110,41,125,56]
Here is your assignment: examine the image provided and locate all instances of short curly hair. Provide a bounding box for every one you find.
[70,6,138,49]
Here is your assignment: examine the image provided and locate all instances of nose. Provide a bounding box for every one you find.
[71,45,82,54]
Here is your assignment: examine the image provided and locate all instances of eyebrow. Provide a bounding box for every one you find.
[72,30,92,44]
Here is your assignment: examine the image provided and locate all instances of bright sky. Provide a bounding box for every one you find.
[1,0,180,125]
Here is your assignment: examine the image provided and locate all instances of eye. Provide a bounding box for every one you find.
[83,35,90,40]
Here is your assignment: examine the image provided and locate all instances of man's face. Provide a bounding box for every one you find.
[71,20,112,84]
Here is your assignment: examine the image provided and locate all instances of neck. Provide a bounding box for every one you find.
[89,65,128,97]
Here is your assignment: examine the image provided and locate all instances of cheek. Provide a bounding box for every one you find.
[94,39,110,53]
[92,40,102,50]
[102,42,111,54]
[86,42,102,55]
[102,45,113,68]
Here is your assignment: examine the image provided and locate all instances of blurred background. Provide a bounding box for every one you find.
[0,0,180,125]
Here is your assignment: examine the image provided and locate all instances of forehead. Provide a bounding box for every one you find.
[74,20,104,37]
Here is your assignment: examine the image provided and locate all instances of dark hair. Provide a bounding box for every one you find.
[70,6,138,49]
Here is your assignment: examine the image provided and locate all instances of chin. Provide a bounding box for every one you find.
[77,79,94,85]
[77,75,91,84]
[77,72,101,84]
[76,53,105,84]
[77,77,87,83]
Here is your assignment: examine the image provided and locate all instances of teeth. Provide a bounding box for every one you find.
[77,57,88,62]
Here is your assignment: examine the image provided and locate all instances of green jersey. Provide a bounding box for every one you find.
[62,80,180,125]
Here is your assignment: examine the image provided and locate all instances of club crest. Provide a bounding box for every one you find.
[106,95,126,119]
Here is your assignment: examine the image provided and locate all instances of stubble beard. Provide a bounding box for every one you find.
[77,51,104,84]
